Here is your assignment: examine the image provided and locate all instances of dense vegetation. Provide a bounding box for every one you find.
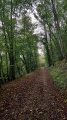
[48,59,67,97]
[36,0,67,66]
[0,0,39,86]
[0,0,67,87]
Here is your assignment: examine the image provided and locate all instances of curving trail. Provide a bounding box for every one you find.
[0,67,67,120]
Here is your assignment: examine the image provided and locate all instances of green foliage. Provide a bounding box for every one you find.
[36,0,67,66]
[0,0,67,86]
[0,0,39,87]
[48,59,67,95]
[39,56,45,67]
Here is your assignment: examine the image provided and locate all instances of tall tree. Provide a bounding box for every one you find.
[50,0,66,59]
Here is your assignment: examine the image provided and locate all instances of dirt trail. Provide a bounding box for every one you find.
[0,67,67,120]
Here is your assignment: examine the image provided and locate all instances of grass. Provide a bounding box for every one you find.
[48,59,67,97]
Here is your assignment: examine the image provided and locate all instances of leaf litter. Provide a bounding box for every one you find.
[0,67,67,120]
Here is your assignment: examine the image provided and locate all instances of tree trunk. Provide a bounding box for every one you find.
[1,1,9,81]
[48,25,54,65]
[44,25,52,66]
[51,0,66,59]
[9,0,15,80]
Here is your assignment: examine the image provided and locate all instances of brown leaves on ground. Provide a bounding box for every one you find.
[0,67,67,120]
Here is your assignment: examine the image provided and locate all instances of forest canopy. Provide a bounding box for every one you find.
[0,0,67,86]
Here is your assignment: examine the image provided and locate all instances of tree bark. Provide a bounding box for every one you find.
[51,0,66,59]
[44,25,52,66]
[9,0,15,80]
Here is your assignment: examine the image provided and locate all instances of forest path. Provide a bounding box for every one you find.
[0,67,67,120]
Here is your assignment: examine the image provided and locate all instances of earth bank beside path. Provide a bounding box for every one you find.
[0,67,67,120]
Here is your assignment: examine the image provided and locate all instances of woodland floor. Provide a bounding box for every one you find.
[0,67,67,120]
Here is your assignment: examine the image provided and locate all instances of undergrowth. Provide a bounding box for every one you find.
[48,59,67,97]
